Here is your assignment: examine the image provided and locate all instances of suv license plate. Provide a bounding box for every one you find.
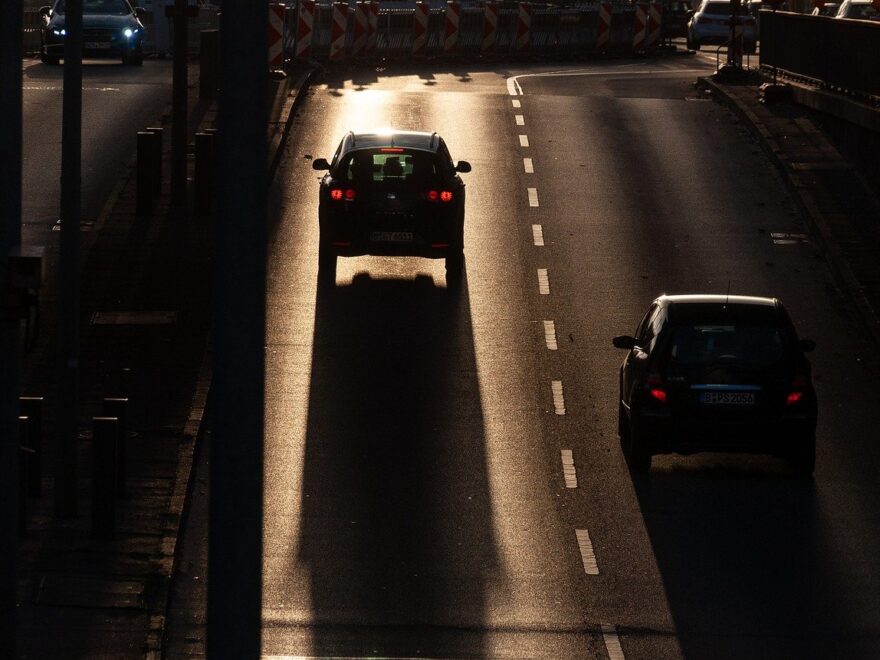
[370,231,413,243]
[700,392,755,406]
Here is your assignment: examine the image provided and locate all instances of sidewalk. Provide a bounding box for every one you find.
[15,60,315,659]
[701,72,880,347]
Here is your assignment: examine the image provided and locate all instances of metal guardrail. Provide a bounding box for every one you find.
[760,10,880,102]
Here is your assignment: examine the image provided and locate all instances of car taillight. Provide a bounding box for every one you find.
[426,190,453,203]
[330,188,355,201]
[786,375,808,405]
[646,372,667,404]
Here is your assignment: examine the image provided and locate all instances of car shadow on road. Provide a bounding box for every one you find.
[629,457,878,659]
[291,269,499,657]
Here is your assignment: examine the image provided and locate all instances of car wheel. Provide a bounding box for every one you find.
[788,433,816,478]
[41,52,59,65]
[623,414,652,473]
[445,249,464,289]
[317,243,336,286]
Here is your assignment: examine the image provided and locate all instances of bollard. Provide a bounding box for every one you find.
[19,416,34,536]
[136,131,154,216]
[103,397,129,498]
[20,396,44,497]
[91,417,118,539]
[145,127,164,195]
[194,132,215,216]
[199,29,220,100]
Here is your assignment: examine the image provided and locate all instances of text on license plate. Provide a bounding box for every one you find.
[370,231,413,243]
[700,392,755,406]
[85,42,112,48]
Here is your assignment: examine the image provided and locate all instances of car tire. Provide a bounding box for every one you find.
[317,243,337,286]
[445,249,464,289]
[788,433,816,478]
[623,414,652,473]
[41,52,60,65]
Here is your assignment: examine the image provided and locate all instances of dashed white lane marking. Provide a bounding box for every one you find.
[512,99,521,108]
[601,624,626,660]
[515,114,525,126]
[523,157,534,173]
[576,529,599,575]
[551,380,565,415]
[561,449,577,488]
[527,187,539,207]
[537,268,550,295]
[532,224,545,247]
[519,134,529,148]
[543,320,557,349]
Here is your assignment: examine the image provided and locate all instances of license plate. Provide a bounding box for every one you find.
[370,231,413,243]
[85,42,111,49]
[700,392,755,406]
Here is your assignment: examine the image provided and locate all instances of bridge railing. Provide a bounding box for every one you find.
[760,10,880,103]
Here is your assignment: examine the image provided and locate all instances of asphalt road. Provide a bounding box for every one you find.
[21,58,172,291]
[167,55,880,659]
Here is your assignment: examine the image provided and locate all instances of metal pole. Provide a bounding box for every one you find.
[0,0,24,650]
[56,0,84,520]
[207,0,267,656]
[171,0,189,206]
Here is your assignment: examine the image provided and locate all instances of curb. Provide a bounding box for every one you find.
[698,75,880,349]
[145,64,318,659]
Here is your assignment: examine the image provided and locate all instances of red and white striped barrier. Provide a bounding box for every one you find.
[646,2,662,51]
[482,1,498,54]
[596,2,612,51]
[632,3,648,53]
[329,2,348,61]
[367,1,379,55]
[295,0,315,60]
[444,1,460,55]
[515,3,532,53]
[269,3,285,69]
[352,2,369,57]
[413,1,430,57]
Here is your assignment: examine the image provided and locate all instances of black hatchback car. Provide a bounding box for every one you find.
[40,0,145,66]
[312,130,471,285]
[613,295,817,475]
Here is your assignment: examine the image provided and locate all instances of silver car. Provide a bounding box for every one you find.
[687,0,757,53]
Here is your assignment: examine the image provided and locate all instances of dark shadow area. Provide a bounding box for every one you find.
[630,458,880,659]
[294,270,498,657]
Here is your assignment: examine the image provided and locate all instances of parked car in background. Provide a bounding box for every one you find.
[40,0,145,66]
[687,0,758,53]
[613,294,818,475]
[664,0,694,38]
[834,0,880,19]
[810,1,840,15]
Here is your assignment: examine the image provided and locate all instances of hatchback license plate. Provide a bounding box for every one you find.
[370,231,413,242]
[700,392,755,406]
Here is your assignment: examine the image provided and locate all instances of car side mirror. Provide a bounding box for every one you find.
[613,335,637,350]
[455,160,471,173]
[799,338,816,353]
[39,5,51,16]
[312,158,330,171]
[135,6,145,18]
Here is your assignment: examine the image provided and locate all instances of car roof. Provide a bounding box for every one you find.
[344,131,441,153]
[658,294,779,307]
[656,295,789,326]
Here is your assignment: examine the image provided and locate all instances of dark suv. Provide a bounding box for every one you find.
[40,0,145,66]
[613,295,817,475]
[312,130,471,285]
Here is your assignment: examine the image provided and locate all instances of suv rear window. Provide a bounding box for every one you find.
[335,149,442,186]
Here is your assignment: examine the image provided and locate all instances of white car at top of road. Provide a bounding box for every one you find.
[687,0,758,53]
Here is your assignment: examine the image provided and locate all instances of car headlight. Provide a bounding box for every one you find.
[123,27,140,38]
[52,28,66,36]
